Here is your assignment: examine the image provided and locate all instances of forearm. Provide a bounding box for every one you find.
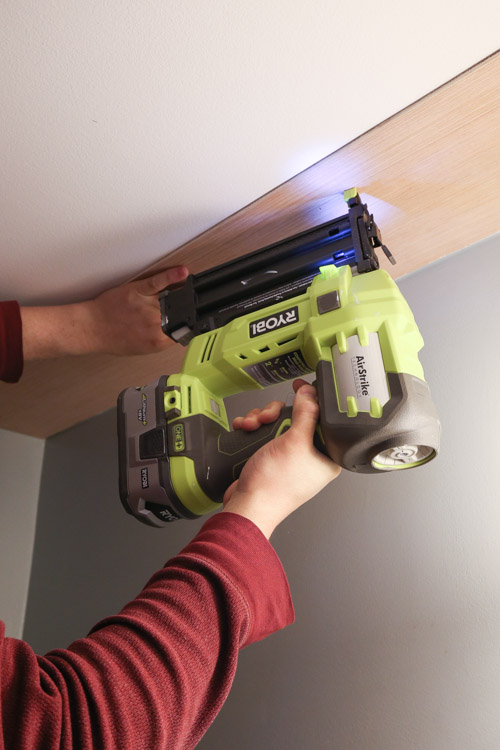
[16,266,188,363]
[20,302,99,360]
[0,514,294,750]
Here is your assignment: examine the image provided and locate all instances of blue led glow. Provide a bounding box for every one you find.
[332,247,356,267]
[313,249,355,269]
[291,225,356,275]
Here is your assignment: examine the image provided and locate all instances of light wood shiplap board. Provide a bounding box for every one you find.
[1,52,499,438]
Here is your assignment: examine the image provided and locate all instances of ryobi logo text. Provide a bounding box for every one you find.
[249,306,299,338]
[352,355,371,396]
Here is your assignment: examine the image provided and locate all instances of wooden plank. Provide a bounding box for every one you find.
[1,52,499,438]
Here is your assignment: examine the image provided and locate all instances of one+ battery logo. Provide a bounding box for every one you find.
[173,423,185,452]
[137,392,148,425]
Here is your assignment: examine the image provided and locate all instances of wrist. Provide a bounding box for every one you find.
[20,301,97,360]
[222,490,282,539]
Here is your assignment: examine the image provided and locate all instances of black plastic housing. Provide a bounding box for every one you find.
[160,192,394,344]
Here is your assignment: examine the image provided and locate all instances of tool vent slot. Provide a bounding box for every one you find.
[277,336,297,346]
[238,353,248,360]
[200,332,218,363]
[258,345,270,353]
[187,386,192,414]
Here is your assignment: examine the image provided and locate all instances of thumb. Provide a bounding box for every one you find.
[290,384,320,440]
[134,266,189,296]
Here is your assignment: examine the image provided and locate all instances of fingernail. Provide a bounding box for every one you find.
[299,385,317,398]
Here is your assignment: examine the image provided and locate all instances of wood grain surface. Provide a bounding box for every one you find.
[2,52,499,438]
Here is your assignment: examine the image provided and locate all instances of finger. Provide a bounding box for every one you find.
[141,294,164,309]
[243,408,262,421]
[233,400,286,431]
[292,378,311,394]
[233,414,264,431]
[239,413,264,432]
[258,400,285,423]
[290,383,319,440]
[232,412,261,430]
[134,266,189,296]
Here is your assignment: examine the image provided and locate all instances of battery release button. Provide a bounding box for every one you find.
[139,427,167,459]
[317,290,340,314]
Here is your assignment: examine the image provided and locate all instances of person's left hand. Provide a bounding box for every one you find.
[20,266,189,361]
[87,266,189,356]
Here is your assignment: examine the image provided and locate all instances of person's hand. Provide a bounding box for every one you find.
[222,379,341,538]
[20,266,189,360]
[86,266,189,356]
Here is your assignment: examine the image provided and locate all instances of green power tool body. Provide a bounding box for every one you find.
[118,190,440,526]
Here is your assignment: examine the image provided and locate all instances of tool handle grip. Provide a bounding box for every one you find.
[185,405,327,504]
[219,406,327,461]
[218,406,293,461]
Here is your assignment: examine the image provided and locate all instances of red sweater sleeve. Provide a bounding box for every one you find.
[0,512,294,750]
[0,302,23,383]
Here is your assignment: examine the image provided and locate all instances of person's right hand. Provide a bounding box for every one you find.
[222,379,341,538]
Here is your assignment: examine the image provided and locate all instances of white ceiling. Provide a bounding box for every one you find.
[1,1,499,305]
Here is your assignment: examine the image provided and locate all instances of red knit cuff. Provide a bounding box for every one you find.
[179,512,295,647]
[0,301,24,383]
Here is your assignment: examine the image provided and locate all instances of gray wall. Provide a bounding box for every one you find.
[24,234,500,749]
[0,428,44,637]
